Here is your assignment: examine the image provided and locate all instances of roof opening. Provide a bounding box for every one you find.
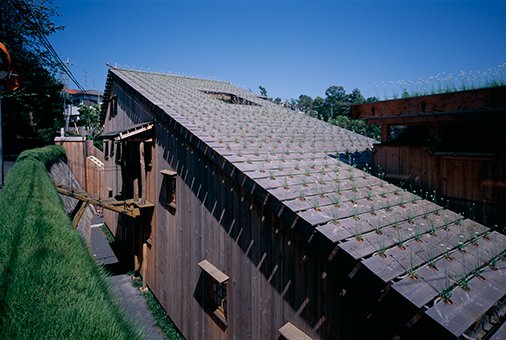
[202,90,260,106]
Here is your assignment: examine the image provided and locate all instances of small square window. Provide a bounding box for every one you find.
[104,141,109,160]
[211,280,227,317]
[160,169,177,209]
[198,260,229,323]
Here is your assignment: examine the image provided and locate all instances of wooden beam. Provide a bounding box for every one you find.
[115,123,154,141]
[55,184,147,218]
[198,260,229,284]
[351,86,506,119]
[72,201,89,229]
[278,322,313,340]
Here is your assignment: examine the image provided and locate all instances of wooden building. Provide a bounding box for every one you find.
[351,86,506,228]
[100,68,506,339]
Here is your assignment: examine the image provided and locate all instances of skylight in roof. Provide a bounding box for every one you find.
[202,90,260,106]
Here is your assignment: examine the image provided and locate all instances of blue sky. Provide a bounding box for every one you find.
[51,0,506,100]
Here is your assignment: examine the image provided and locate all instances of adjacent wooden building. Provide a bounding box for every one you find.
[351,86,506,228]
[100,68,506,339]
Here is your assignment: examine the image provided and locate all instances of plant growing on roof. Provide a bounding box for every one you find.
[440,271,454,304]
[352,204,361,221]
[351,193,358,205]
[385,199,393,212]
[318,185,326,198]
[428,220,438,236]
[406,208,415,224]
[331,211,340,225]
[282,177,289,190]
[351,182,358,193]
[269,170,276,180]
[376,238,387,257]
[317,175,325,185]
[396,229,406,249]
[426,247,437,269]
[312,197,321,211]
[298,190,307,201]
[406,249,418,280]
[354,221,363,241]
[443,246,453,261]
[488,249,505,270]
[331,195,341,207]
[374,218,384,235]
[457,235,466,252]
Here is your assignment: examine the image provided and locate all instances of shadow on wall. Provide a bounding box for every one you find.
[156,131,343,338]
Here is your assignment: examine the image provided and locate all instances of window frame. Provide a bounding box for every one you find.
[198,260,229,324]
[160,169,177,209]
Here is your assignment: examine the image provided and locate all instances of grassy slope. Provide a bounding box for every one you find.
[0,146,140,339]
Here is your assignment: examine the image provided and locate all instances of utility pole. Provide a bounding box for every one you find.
[63,57,71,134]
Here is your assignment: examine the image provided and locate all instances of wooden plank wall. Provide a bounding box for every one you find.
[55,139,87,187]
[153,123,341,339]
[374,145,506,226]
[55,139,105,198]
[101,80,157,277]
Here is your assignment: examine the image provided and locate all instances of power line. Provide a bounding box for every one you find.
[8,0,86,91]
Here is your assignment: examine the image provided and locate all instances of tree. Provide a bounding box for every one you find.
[297,94,313,113]
[324,85,354,119]
[0,0,64,145]
[347,88,365,104]
[258,85,267,97]
[310,96,325,120]
[78,103,103,149]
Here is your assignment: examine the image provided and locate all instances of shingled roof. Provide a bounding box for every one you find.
[104,68,506,338]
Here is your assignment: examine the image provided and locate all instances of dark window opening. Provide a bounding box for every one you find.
[387,125,428,145]
[104,140,110,160]
[211,280,227,318]
[198,260,229,325]
[202,90,260,106]
[160,169,177,209]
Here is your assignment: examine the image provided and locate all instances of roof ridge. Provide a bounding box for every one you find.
[109,66,232,85]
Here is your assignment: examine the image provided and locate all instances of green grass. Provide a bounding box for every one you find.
[128,274,184,339]
[0,146,141,339]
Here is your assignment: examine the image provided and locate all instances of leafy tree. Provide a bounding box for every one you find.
[324,85,351,119]
[0,0,64,145]
[78,104,101,137]
[258,85,267,97]
[329,115,380,140]
[283,98,297,110]
[312,96,327,120]
[78,103,103,149]
[297,94,313,113]
[295,85,380,139]
[347,88,365,104]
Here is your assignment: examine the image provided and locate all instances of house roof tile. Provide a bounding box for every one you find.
[103,67,506,337]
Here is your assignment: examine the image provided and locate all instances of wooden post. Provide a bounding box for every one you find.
[72,201,90,229]
[141,242,148,289]
[139,142,146,205]
[381,124,389,142]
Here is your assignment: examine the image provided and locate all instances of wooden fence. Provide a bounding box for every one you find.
[374,145,506,227]
[54,137,104,198]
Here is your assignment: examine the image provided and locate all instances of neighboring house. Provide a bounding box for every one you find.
[351,86,506,229]
[100,68,506,339]
[65,88,104,122]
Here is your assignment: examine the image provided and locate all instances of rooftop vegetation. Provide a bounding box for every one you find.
[374,62,506,100]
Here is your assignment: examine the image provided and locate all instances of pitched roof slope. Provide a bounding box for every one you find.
[105,68,506,338]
